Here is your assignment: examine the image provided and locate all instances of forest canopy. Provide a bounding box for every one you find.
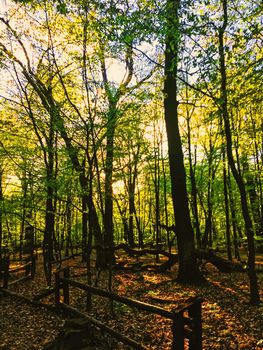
[0,0,262,305]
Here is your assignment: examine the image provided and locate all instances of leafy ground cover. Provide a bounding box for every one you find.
[0,253,262,350]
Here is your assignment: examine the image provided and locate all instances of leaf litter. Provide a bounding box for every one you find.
[0,254,262,349]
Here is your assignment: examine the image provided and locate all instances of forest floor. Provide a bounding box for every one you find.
[0,251,263,350]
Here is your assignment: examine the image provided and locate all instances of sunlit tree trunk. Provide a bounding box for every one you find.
[99,40,133,264]
[186,111,201,248]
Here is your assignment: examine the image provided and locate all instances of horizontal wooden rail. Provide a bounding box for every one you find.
[33,287,56,301]
[9,261,31,273]
[8,258,30,263]
[0,288,57,312]
[60,302,147,350]
[51,252,82,266]
[8,275,31,287]
[60,277,175,320]
[56,268,202,350]
[1,255,35,288]
[174,297,203,314]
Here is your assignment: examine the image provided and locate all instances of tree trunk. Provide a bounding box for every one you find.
[43,117,56,286]
[103,103,117,265]
[65,194,73,257]
[161,143,171,253]
[0,165,3,262]
[227,165,241,260]
[104,136,115,262]
[43,180,55,286]
[153,135,160,262]
[19,174,28,259]
[187,116,201,248]
[202,137,217,249]
[128,171,136,247]
[243,157,262,237]
[164,0,203,283]
[223,150,232,260]
[218,0,260,304]
[81,192,88,262]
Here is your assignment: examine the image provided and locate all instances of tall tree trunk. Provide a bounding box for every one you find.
[56,115,105,267]
[153,132,160,262]
[250,114,263,237]
[126,142,141,248]
[128,167,136,247]
[137,186,144,249]
[243,157,262,237]
[154,166,160,262]
[0,165,3,262]
[202,136,217,249]
[228,170,241,261]
[42,110,56,286]
[43,162,55,286]
[161,149,171,253]
[99,39,134,264]
[223,150,232,260]
[164,0,203,283]
[104,105,117,264]
[65,194,73,257]
[218,0,260,304]
[81,191,88,262]
[19,173,28,259]
[187,115,201,248]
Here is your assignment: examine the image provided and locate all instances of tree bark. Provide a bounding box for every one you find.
[186,112,201,248]
[164,0,203,283]
[223,150,232,260]
[218,0,260,304]
[104,105,117,263]
[0,165,3,262]
[43,150,55,286]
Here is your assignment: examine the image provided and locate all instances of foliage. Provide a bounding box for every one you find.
[0,0,261,292]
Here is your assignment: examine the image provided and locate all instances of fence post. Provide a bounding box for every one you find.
[63,267,70,305]
[188,299,202,350]
[86,257,92,312]
[54,270,60,307]
[25,256,31,276]
[172,311,184,350]
[30,253,36,279]
[86,286,92,312]
[3,257,10,289]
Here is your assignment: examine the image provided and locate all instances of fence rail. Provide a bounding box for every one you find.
[55,267,202,350]
[0,255,36,288]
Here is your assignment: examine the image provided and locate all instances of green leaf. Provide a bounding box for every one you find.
[56,2,67,14]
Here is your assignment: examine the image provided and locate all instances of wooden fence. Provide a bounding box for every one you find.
[0,255,36,288]
[55,267,202,350]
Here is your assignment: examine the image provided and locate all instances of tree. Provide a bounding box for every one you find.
[0,161,3,262]
[163,0,203,283]
[217,0,260,304]
[0,0,261,299]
